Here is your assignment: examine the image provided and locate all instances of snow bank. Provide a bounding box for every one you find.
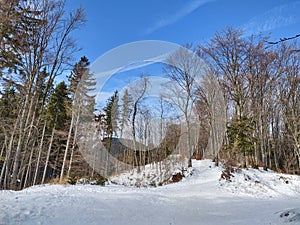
[219,165,300,198]
[111,159,300,198]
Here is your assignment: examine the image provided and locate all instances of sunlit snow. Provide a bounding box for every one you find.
[1,160,299,225]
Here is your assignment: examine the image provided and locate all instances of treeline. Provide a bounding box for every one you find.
[100,28,300,176]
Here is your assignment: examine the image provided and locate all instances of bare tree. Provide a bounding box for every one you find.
[129,77,148,172]
[196,70,226,164]
[164,46,202,167]
[277,43,300,171]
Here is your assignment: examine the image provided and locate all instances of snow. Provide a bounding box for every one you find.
[0,160,300,225]
[110,158,188,187]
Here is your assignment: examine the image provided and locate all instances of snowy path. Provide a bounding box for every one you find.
[1,160,300,225]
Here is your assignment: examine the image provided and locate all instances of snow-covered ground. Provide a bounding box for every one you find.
[1,160,300,225]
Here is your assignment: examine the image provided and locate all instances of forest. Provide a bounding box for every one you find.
[0,0,299,190]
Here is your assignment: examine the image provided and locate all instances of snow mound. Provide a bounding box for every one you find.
[110,158,190,187]
[219,165,300,198]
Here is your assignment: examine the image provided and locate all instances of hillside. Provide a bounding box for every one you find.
[0,160,299,225]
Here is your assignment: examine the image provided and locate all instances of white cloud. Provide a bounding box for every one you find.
[145,0,216,35]
[242,1,300,36]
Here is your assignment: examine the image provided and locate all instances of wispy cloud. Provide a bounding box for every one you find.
[242,1,300,36]
[94,91,115,110]
[145,0,216,35]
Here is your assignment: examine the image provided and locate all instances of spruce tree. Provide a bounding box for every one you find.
[47,82,70,130]
[103,91,119,139]
[0,86,18,119]
[68,56,90,96]
[225,116,255,167]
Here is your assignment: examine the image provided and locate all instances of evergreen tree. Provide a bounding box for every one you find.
[103,91,119,138]
[225,116,255,166]
[68,56,90,96]
[47,82,70,130]
[0,86,19,119]
[0,0,29,74]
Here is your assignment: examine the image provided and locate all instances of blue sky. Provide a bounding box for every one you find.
[66,0,300,62]
[65,0,300,108]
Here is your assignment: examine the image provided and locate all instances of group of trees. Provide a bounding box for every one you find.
[98,78,183,179]
[0,0,95,190]
[99,28,300,177]
[197,28,300,173]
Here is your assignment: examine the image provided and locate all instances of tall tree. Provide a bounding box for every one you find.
[42,81,70,184]
[196,71,226,163]
[199,28,265,167]
[103,91,119,139]
[119,89,132,139]
[47,82,70,130]
[164,46,202,167]
[277,43,300,172]
[60,56,96,182]
[129,77,148,172]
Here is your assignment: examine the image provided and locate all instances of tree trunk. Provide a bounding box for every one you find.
[10,93,30,189]
[33,123,46,185]
[60,114,75,182]
[42,127,55,184]
[67,113,80,177]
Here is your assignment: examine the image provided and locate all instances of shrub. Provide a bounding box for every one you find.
[67,176,77,185]
[91,175,108,186]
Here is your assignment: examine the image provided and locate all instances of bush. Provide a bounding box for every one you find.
[67,176,77,185]
[90,175,108,186]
